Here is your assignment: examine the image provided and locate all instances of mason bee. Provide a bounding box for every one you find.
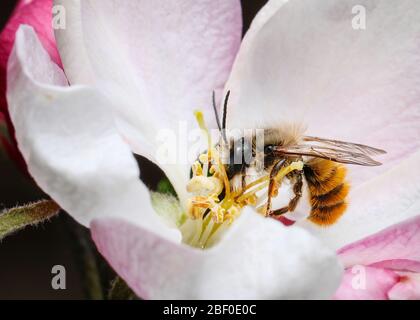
[209,90,386,226]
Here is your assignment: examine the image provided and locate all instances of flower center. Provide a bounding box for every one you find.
[181,111,303,248]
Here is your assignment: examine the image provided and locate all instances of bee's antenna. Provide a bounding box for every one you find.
[212,90,228,143]
[222,90,231,131]
[212,91,222,131]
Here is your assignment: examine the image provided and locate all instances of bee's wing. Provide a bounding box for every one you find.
[303,136,386,156]
[273,144,383,166]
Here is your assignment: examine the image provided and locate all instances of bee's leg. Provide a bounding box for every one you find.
[289,172,303,211]
[268,169,303,217]
[265,159,288,216]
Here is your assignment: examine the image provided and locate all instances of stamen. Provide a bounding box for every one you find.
[194,110,212,152]
[186,111,304,248]
[237,161,304,203]
[234,175,269,196]
[188,111,236,224]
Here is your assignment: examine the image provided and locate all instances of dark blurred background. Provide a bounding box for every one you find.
[0,0,268,299]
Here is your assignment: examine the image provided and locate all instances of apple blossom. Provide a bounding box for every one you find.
[3,0,420,299]
[334,216,420,299]
[0,0,60,169]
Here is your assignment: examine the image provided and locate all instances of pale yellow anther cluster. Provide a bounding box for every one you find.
[187,145,242,224]
[186,110,304,225]
[186,111,244,224]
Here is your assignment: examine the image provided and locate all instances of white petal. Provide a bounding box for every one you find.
[53,0,95,84]
[298,150,420,250]
[7,25,180,242]
[225,0,420,185]
[92,208,342,299]
[54,0,242,202]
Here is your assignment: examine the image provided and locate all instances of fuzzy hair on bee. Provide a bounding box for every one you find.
[263,123,307,147]
[195,90,386,226]
[304,158,350,225]
[221,124,385,226]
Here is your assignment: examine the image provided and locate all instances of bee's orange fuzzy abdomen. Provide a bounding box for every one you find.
[304,159,350,226]
[308,201,348,226]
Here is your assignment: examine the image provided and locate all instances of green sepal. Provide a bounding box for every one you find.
[156,178,177,197]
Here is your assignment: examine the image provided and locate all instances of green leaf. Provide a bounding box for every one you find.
[0,200,61,240]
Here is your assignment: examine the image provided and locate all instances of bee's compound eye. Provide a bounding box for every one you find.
[264,145,274,154]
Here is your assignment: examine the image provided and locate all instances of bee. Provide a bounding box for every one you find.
[210,90,386,226]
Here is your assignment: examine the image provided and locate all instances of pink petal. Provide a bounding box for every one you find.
[0,0,60,167]
[91,208,342,299]
[225,0,420,186]
[333,266,399,300]
[388,272,420,300]
[338,215,420,268]
[1,0,60,110]
[275,215,296,226]
[370,260,420,273]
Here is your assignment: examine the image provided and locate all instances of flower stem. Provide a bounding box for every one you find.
[108,276,138,300]
[0,200,60,240]
[64,216,105,300]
